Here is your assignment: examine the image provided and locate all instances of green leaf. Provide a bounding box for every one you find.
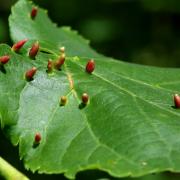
[1,0,180,179]
[9,0,99,58]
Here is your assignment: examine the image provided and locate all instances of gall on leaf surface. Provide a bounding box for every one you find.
[1,0,180,179]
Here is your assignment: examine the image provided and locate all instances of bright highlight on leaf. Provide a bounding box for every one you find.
[60,46,65,53]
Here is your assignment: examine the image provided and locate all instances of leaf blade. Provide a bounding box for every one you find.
[2,0,180,179]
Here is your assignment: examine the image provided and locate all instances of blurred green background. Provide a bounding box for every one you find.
[1,0,180,179]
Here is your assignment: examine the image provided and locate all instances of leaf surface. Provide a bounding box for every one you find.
[1,0,180,178]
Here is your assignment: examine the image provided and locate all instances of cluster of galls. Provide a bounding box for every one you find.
[60,93,89,106]
[2,5,180,148]
[11,39,39,80]
[47,52,66,73]
[4,5,180,148]
[0,6,96,147]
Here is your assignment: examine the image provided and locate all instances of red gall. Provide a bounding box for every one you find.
[12,39,28,52]
[47,60,53,73]
[25,67,37,81]
[82,93,89,104]
[174,94,180,108]
[31,7,38,19]
[0,55,10,65]
[34,132,41,144]
[60,46,65,53]
[86,59,95,74]
[29,41,39,59]
[55,54,66,70]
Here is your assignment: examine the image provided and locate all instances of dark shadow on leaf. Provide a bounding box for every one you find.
[171,106,177,109]
[33,142,40,148]
[79,103,87,110]
[0,65,6,74]
[40,50,52,54]
[76,169,113,180]
[26,77,34,82]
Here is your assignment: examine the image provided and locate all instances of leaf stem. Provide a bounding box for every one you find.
[0,157,29,180]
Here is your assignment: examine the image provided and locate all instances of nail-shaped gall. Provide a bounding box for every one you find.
[60,96,67,106]
[174,94,180,108]
[34,132,41,144]
[25,67,37,81]
[55,54,66,70]
[86,59,95,74]
[29,41,39,59]
[47,60,53,73]
[31,7,38,19]
[12,39,28,52]
[82,93,89,104]
[0,55,10,65]
[60,46,65,53]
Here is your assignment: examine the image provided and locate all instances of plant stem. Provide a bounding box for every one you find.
[0,157,29,180]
